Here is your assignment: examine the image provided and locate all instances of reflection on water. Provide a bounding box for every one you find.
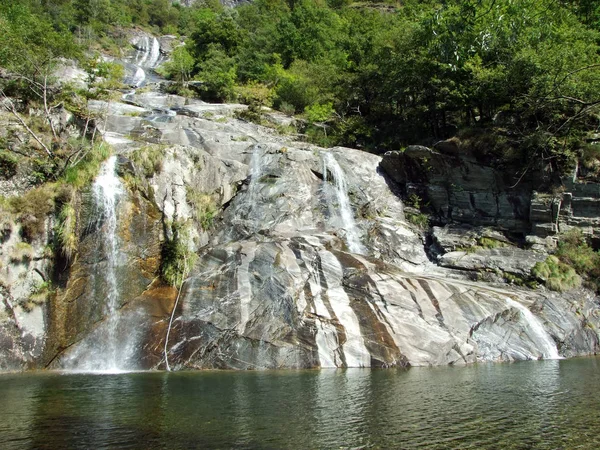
[1,358,599,449]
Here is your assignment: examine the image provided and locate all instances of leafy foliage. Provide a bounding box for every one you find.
[172,0,600,167]
[532,256,582,292]
[161,220,196,287]
[533,230,600,292]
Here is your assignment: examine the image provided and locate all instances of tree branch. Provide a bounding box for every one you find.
[0,89,52,157]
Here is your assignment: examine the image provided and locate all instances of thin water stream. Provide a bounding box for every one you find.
[59,156,137,372]
[322,152,366,254]
[505,298,561,360]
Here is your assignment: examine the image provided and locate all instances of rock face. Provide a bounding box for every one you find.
[380,144,533,234]
[2,69,599,371]
[380,141,600,244]
[164,237,599,369]
[0,218,52,371]
[44,184,163,370]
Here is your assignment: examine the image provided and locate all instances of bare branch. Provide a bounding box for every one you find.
[42,75,58,141]
[554,64,600,91]
[0,89,52,157]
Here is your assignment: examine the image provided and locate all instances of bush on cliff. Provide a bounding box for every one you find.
[533,230,600,292]
[532,256,582,292]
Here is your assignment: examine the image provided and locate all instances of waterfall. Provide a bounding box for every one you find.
[146,37,161,69]
[131,67,146,87]
[136,37,150,66]
[94,155,124,370]
[128,36,161,86]
[505,298,561,360]
[322,153,365,254]
[61,156,138,372]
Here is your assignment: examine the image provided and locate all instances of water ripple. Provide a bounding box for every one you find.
[0,359,599,449]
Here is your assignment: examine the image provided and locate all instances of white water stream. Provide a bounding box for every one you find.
[505,298,561,359]
[322,153,366,254]
[129,37,162,87]
[94,156,124,370]
[61,156,137,372]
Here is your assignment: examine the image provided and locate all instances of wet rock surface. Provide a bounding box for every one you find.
[41,85,600,369]
[164,238,598,368]
[3,47,599,370]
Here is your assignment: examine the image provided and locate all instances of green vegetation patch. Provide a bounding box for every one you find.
[532,229,600,292]
[130,145,165,179]
[532,256,582,292]
[186,187,217,231]
[63,142,112,189]
[161,220,197,287]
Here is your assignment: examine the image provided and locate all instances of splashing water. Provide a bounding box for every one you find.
[505,298,561,359]
[322,152,366,254]
[131,67,146,87]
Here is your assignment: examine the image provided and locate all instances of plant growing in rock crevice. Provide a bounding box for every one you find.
[129,145,165,178]
[55,202,77,261]
[22,281,53,312]
[186,187,217,231]
[160,219,197,287]
[532,256,581,292]
[8,184,57,241]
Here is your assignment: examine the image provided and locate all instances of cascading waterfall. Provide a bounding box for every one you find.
[94,155,124,370]
[322,152,366,254]
[61,156,138,372]
[131,67,146,87]
[135,37,149,65]
[505,298,561,359]
[146,37,162,69]
[129,37,161,87]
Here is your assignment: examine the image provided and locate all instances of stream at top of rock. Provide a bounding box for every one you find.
[1,358,600,449]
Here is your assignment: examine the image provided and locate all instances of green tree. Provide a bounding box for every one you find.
[159,45,195,83]
[194,44,237,102]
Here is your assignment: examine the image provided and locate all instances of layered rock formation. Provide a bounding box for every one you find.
[1,45,599,371]
[380,141,600,244]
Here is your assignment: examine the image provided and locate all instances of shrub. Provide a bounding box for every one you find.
[555,229,600,274]
[0,151,18,179]
[279,102,296,117]
[406,212,429,229]
[129,145,164,178]
[9,184,57,241]
[186,187,217,230]
[236,82,274,113]
[532,256,582,292]
[161,220,197,287]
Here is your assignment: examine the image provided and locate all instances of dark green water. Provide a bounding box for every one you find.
[1,358,599,449]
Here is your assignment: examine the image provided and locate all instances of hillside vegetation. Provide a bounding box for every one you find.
[2,1,600,160]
